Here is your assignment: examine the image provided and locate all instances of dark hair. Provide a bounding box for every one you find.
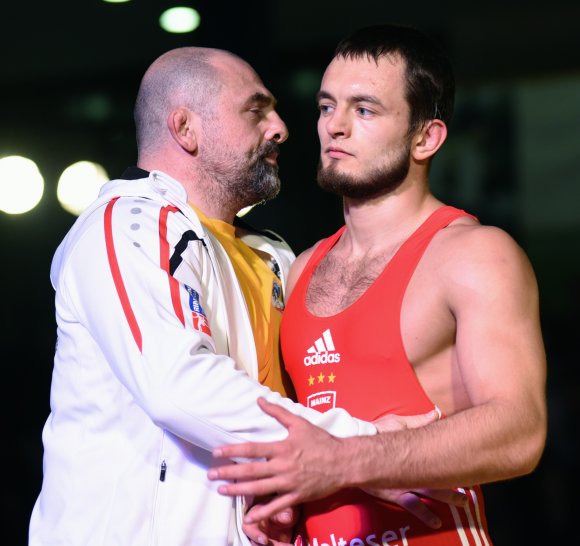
[335,24,455,132]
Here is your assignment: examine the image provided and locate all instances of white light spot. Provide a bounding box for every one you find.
[57,161,109,216]
[0,156,44,214]
[159,7,200,34]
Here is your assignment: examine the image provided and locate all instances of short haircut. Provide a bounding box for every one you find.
[134,48,223,154]
[334,24,455,132]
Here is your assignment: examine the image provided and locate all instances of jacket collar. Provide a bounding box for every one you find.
[119,166,150,180]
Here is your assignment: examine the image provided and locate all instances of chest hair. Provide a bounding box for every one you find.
[306,248,398,316]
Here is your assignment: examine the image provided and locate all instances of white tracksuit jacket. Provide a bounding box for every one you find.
[29,169,376,546]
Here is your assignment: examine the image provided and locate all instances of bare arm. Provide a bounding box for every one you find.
[208,226,547,519]
[335,228,547,490]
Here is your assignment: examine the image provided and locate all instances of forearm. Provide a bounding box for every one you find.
[340,400,546,490]
[67,206,374,452]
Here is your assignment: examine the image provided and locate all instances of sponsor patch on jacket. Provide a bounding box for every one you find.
[184,284,211,336]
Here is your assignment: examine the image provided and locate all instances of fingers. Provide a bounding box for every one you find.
[395,492,442,529]
[243,493,297,524]
[244,522,293,546]
[243,519,270,546]
[407,407,442,428]
[257,397,306,429]
[269,507,299,528]
[242,518,294,545]
[212,440,277,461]
[208,459,272,482]
[373,409,440,433]
[217,476,284,498]
[413,487,468,507]
[211,398,303,462]
[243,504,297,545]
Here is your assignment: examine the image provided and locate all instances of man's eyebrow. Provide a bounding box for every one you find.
[316,91,382,107]
[244,92,276,108]
[349,94,382,106]
[316,90,334,102]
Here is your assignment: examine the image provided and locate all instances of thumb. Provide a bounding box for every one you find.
[374,407,441,432]
[269,506,299,528]
[406,407,441,429]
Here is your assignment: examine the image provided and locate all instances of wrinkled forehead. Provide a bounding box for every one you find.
[214,53,273,103]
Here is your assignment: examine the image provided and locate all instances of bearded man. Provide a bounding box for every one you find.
[209,25,547,546]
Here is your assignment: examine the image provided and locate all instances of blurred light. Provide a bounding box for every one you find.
[57,161,109,216]
[102,0,131,4]
[0,156,44,214]
[290,68,323,99]
[237,205,254,218]
[159,7,200,34]
[65,93,113,123]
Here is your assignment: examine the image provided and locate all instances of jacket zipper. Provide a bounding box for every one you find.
[159,460,167,482]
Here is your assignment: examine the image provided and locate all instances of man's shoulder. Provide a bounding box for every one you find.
[285,240,327,297]
[436,220,525,264]
[293,239,329,272]
[430,220,536,300]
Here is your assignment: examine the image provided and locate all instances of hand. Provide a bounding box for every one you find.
[243,503,299,546]
[373,406,441,432]
[361,486,467,529]
[208,399,443,524]
[208,397,347,523]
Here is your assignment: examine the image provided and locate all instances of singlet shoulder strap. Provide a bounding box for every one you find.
[400,205,476,251]
[384,205,477,305]
[422,205,477,228]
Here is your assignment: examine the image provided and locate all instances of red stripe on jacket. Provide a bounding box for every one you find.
[158,205,184,325]
[104,197,143,352]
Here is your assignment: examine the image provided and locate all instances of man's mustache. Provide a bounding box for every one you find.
[257,141,280,160]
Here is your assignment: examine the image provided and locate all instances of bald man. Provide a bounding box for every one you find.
[30,47,468,546]
[29,47,387,546]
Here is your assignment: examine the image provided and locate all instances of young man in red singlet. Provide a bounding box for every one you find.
[210,25,547,545]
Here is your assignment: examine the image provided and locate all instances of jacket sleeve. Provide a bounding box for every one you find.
[58,197,376,454]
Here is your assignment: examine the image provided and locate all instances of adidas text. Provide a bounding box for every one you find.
[303,352,341,366]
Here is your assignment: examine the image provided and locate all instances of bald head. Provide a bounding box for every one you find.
[134,47,242,158]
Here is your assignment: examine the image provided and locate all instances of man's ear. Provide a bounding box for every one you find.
[167,107,198,153]
[412,119,447,162]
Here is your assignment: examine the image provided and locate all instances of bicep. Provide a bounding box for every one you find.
[450,229,546,414]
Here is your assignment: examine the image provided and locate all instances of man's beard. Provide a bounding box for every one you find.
[317,141,411,200]
[202,140,281,211]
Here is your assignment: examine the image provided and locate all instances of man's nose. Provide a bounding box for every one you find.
[266,112,289,144]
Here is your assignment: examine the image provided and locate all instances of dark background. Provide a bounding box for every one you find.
[1,1,579,544]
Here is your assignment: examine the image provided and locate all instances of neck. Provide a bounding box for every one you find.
[341,178,441,254]
[189,193,237,224]
[138,155,237,224]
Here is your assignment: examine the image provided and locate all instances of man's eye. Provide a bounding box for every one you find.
[318,104,333,114]
[357,107,372,116]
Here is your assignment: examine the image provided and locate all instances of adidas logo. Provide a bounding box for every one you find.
[303,329,341,366]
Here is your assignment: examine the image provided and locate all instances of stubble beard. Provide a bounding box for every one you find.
[317,140,412,200]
